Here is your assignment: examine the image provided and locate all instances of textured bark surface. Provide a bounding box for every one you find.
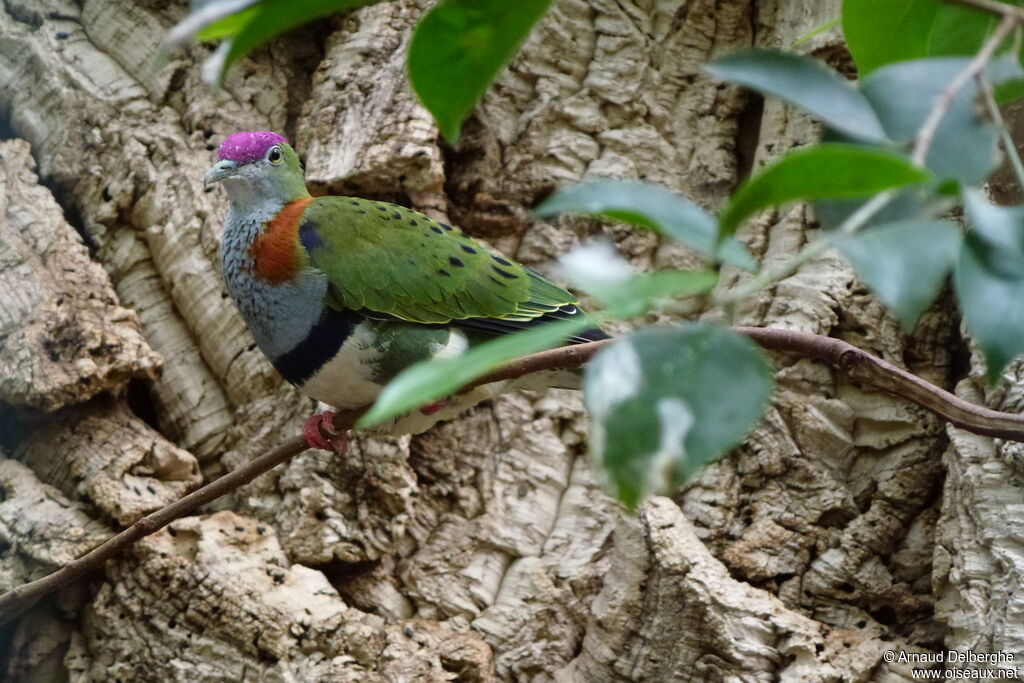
[0,0,1018,680]
[0,457,111,682]
[0,139,159,413]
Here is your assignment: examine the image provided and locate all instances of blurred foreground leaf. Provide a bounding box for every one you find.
[537,180,755,270]
[706,50,887,142]
[584,324,773,509]
[955,197,1024,381]
[408,0,553,142]
[718,144,929,238]
[831,219,961,329]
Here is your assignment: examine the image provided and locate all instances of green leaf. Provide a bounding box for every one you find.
[196,5,260,40]
[986,54,1024,84]
[830,219,962,328]
[166,0,260,46]
[955,233,1024,382]
[931,1,1024,68]
[957,194,1024,380]
[995,78,1024,105]
[793,17,840,46]
[584,324,773,509]
[705,50,887,142]
[926,3,995,57]
[718,143,929,238]
[842,0,1022,75]
[964,189,1024,252]
[963,189,1024,278]
[842,0,937,75]
[358,316,591,428]
[408,0,553,142]
[216,0,373,85]
[558,242,718,317]
[603,270,718,318]
[536,180,755,270]
[860,58,998,184]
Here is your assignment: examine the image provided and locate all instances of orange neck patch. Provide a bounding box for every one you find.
[250,197,313,285]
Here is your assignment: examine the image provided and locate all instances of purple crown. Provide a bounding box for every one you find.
[218,131,288,163]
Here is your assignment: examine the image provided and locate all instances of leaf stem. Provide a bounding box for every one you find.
[978,73,1024,191]
[712,191,895,306]
[944,0,1024,20]
[911,13,1018,166]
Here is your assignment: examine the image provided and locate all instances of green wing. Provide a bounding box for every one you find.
[301,196,577,325]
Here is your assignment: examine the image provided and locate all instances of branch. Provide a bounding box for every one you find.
[471,338,613,384]
[3,326,1024,623]
[736,328,1024,439]
[912,13,1018,166]
[0,425,327,623]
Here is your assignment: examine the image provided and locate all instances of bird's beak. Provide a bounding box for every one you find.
[204,159,238,187]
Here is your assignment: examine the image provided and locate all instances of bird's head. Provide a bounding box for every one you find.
[205,131,308,206]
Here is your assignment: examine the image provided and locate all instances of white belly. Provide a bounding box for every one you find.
[298,325,386,410]
[297,324,471,416]
[296,324,579,435]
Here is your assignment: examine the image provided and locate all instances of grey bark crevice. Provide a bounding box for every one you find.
[0,138,160,413]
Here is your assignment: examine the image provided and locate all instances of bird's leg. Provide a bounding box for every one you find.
[419,400,446,415]
[303,411,349,453]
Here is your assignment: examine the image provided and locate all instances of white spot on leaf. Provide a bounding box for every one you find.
[202,42,231,87]
[645,397,694,495]
[586,339,642,414]
[584,338,643,467]
[558,241,633,297]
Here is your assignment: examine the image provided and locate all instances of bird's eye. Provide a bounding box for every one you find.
[267,146,283,164]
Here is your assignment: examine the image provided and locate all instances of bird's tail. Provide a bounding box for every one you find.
[571,326,612,344]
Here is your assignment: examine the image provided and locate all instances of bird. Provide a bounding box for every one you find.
[205,131,607,452]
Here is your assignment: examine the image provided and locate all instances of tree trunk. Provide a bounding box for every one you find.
[0,0,1018,680]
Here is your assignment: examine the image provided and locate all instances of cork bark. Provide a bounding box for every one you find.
[0,139,159,413]
[0,0,1017,680]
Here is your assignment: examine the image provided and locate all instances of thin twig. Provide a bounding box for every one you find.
[945,0,1024,20]
[712,191,896,306]
[5,326,1024,623]
[0,427,324,623]
[912,14,1018,166]
[712,235,830,306]
[978,73,1024,190]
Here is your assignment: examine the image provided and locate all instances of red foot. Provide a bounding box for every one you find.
[303,411,349,453]
[419,400,446,415]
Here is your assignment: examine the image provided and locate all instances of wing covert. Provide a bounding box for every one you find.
[301,196,578,325]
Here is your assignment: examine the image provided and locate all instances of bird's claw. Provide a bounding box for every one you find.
[419,400,446,415]
[303,411,348,453]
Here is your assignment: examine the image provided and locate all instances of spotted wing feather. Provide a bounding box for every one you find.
[301,197,581,328]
